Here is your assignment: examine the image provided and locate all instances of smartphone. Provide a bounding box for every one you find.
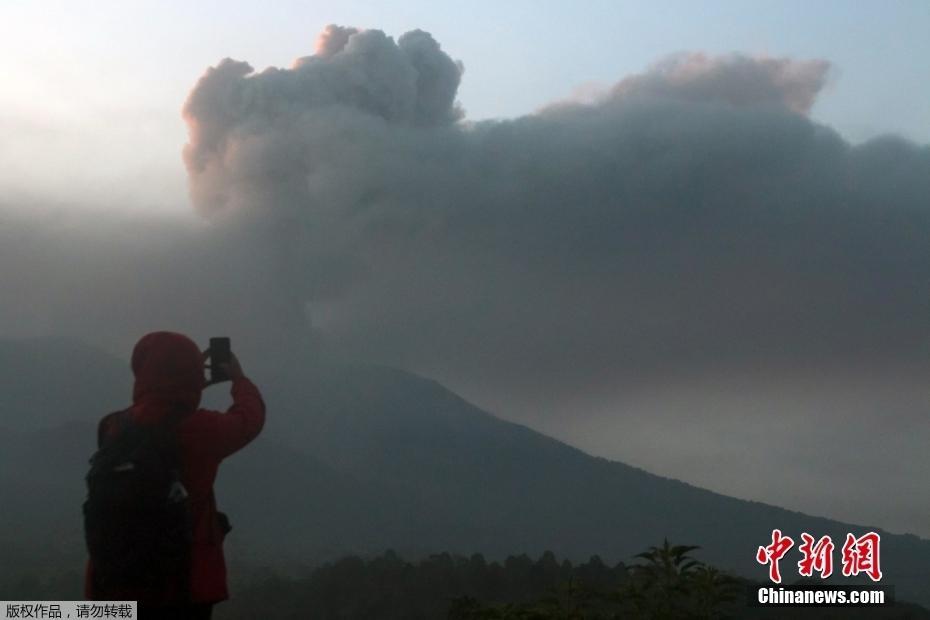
[209,337,231,383]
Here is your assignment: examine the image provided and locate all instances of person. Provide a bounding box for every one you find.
[84,331,266,619]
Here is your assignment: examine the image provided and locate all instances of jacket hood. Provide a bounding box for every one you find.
[131,331,205,416]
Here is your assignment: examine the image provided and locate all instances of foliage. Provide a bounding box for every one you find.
[4,543,928,619]
[452,540,739,620]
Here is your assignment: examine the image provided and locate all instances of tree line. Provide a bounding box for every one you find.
[219,541,927,619]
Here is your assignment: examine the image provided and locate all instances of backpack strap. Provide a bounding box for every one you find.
[96,408,133,449]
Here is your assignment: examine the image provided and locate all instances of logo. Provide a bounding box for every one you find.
[756,530,881,583]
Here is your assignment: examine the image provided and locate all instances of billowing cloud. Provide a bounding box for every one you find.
[174,28,930,535]
[182,26,463,217]
[179,28,928,390]
[605,52,831,113]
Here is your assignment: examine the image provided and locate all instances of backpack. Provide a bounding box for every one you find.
[83,409,193,597]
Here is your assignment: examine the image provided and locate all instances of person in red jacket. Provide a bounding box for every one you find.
[85,331,266,619]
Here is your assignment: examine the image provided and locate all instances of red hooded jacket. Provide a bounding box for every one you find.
[85,331,266,604]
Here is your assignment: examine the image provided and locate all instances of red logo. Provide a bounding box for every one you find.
[758,530,881,583]
[841,532,882,582]
[798,533,834,578]
[756,529,794,584]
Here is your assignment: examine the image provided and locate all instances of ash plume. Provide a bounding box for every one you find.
[179,27,929,392]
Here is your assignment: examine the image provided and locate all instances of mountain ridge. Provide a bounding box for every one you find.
[0,337,926,604]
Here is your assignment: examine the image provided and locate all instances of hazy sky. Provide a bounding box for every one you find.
[2,2,930,538]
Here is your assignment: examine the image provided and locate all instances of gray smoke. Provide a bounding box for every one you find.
[180,28,928,388]
[176,28,930,535]
[604,52,831,113]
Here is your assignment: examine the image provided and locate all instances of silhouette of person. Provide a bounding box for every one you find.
[85,331,265,619]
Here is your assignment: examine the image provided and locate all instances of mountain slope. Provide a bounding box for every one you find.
[252,360,930,602]
[1,338,926,604]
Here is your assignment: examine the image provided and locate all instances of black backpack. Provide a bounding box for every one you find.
[83,409,193,596]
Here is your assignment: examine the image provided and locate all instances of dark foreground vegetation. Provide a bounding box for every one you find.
[2,539,926,619]
[217,542,928,620]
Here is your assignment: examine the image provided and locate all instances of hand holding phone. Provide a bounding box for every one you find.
[207,337,243,385]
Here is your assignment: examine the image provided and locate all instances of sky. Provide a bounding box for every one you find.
[2,1,930,537]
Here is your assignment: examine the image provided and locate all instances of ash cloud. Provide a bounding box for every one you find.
[605,52,831,113]
[175,28,930,535]
[182,26,463,218]
[180,28,929,392]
